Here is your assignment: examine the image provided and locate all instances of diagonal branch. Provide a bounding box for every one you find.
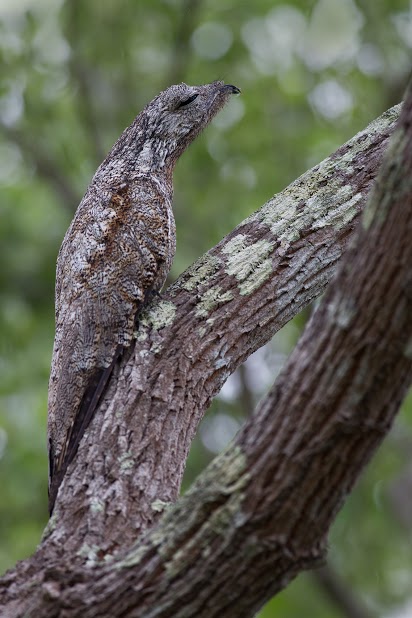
[0,99,408,617]
[44,102,401,549]
[48,82,411,618]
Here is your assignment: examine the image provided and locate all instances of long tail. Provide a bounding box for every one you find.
[48,345,123,515]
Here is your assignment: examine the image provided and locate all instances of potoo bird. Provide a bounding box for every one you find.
[47,81,240,514]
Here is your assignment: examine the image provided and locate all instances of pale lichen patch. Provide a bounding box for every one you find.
[119,451,135,473]
[152,499,172,513]
[181,253,221,291]
[135,329,148,342]
[77,543,102,567]
[222,233,250,256]
[137,300,176,354]
[224,237,274,296]
[213,445,250,492]
[256,194,304,239]
[195,286,234,317]
[140,300,176,331]
[279,226,301,243]
[198,325,207,338]
[311,188,362,230]
[90,496,105,514]
[160,446,250,577]
[239,258,273,295]
[251,106,401,244]
[150,341,163,355]
[328,295,357,329]
[336,192,362,229]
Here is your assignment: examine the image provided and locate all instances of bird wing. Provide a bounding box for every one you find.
[47,179,175,514]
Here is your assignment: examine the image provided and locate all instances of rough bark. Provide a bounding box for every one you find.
[1,96,410,617]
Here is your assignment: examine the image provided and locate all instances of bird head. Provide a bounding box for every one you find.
[133,81,241,171]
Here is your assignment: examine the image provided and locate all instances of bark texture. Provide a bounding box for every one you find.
[1,96,411,617]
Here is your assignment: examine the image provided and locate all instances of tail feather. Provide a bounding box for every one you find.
[48,345,123,515]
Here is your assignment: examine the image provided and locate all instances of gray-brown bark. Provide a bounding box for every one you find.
[1,94,410,617]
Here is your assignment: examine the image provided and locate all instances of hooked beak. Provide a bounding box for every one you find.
[221,84,241,95]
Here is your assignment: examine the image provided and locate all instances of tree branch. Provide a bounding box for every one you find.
[1,99,408,617]
[46,102,400,550]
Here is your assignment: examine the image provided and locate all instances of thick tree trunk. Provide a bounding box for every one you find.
[1,94,411,617]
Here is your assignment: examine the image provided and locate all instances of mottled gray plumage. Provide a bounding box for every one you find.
[48,81,240,514]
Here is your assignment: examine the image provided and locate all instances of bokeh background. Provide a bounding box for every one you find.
[1,0,412,616]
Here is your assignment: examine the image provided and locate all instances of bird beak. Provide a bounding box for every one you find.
[221,84,241,95]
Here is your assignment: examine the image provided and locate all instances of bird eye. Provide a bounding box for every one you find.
[176,93,199,109]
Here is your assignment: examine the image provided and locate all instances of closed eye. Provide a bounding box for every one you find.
[176,93,199,109]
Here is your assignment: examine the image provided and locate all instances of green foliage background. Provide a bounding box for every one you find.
[1,0,412,615]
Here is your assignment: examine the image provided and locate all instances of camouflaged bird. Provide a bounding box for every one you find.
[47,80,240,514]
